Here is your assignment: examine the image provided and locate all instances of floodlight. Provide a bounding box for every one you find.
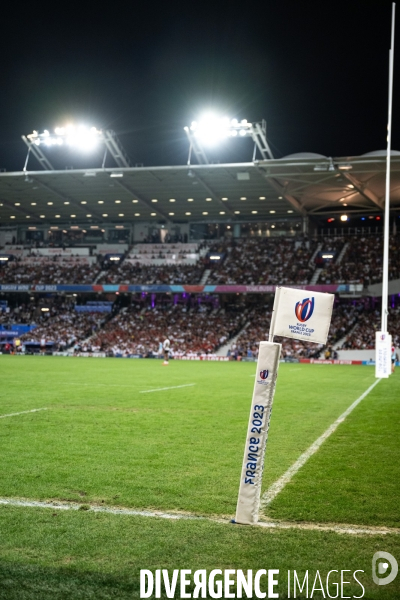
[184,115,274,164]
[340,214,348,221]
[22,126,131,170]
[27,125,101,152]
[188,113,253,146]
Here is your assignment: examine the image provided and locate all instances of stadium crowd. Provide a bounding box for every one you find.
[339,305,400,349]
[97,262,205,285]
[15,298,108,349]
[206,238,319,285]
[87,302,245,356]
[1,234,400,288]
[1,294,399,356]
[0,256,100,285]
[231,301,366,359]
[317,234,400,285]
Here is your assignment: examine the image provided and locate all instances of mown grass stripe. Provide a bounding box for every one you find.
[261,378,382,507]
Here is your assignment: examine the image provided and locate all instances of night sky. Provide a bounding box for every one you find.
[1,0,399,171]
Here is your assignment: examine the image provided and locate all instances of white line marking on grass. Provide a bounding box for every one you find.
[261,378,382,508]
[0,496,397,536]
[0,408,48,419]
[139,383,196,393]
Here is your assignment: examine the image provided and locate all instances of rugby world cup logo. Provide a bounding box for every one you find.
[295,297,315,323]
[259,369,269,380]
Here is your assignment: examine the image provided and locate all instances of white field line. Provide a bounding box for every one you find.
[0,496,397,536]
[139,383,196,393]
[261,378,382,508]
[0,408,48,419]
[55,382,196,390]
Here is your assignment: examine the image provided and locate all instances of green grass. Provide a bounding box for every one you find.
[0,507,399,599]
[0,356,399,598]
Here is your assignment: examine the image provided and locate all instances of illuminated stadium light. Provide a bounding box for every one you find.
[15,202,20,206]
[270,210,276,214]
[151,199,158,203]
[41,307,50,312]
[81,201,87,204]
[110,173,123,178]
[287,210,293,213]
[47,202,53,205]
[186,114,252,146]
[185,212,191,215]
[134,213,140,216]
[31,202,36,205]
[132,200,139,203]
[322,254,334,259]
[28,125,101,151]
[86,214,92,217]
[10,216,15,219]
[340,214,348,221]
[22,126,131,171]
[151,212,157,216]
[184,115,274,164]
[221,197,228,201]
[64,201,70,205]
[118,213,124,217]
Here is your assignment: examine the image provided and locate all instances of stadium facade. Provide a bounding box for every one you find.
[0,149,400,362]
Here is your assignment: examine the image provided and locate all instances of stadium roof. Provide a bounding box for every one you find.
[0,151,400,226]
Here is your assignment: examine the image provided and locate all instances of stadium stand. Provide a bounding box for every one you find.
[17,298,110,350]
[0,256,101,284]
[317,234,400,284]
[97,262,205,285]
[1,235,400,287]
[206,238,320,285]
[232,301,366,359]
[339,305,400,349]
[87,300,245,356]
